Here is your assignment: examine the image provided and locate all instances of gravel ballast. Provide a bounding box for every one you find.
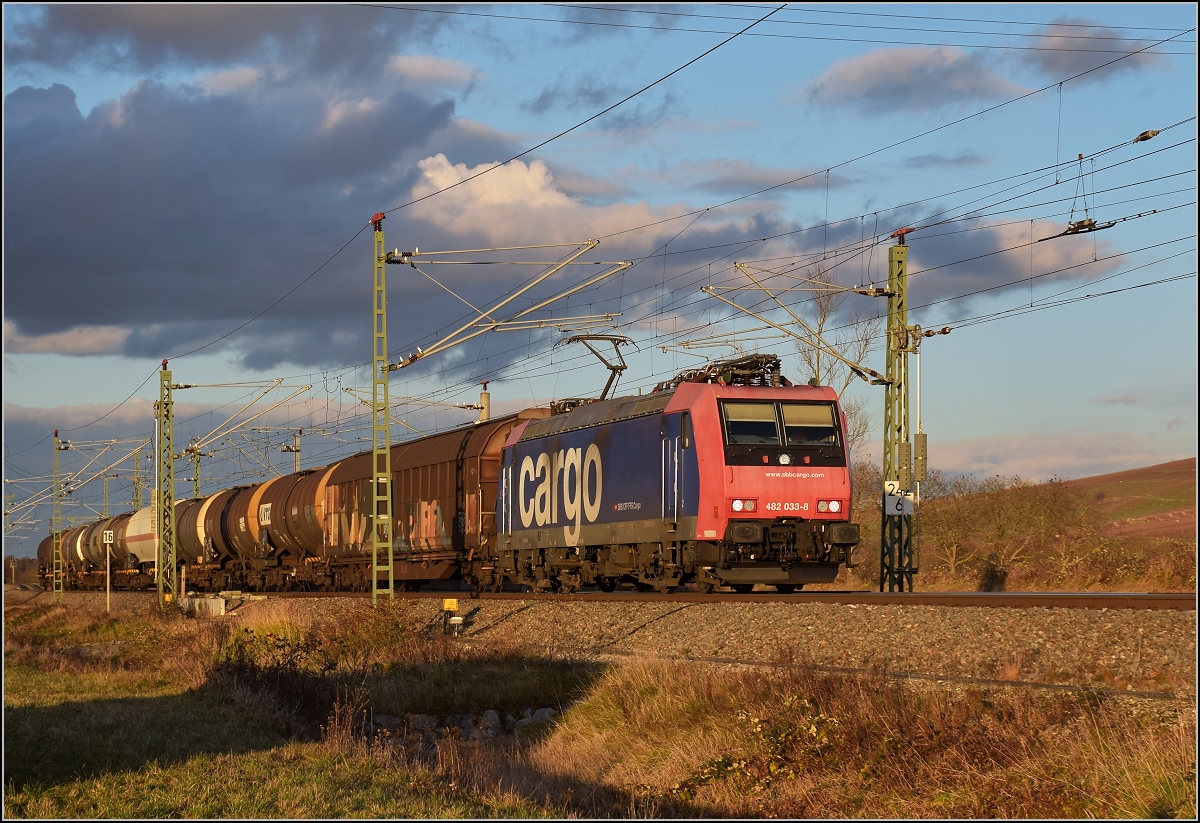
[10,588,1194,699]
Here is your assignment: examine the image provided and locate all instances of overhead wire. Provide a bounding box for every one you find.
[366,4,1195,52]
[6,4,782,465]
[38,24,1192,447]
[9,12,1195,529]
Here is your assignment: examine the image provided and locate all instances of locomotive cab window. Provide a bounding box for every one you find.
[722,402,781,446]
[782,403,839,446]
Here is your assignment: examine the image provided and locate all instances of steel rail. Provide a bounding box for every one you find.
[256,589,1196,611]
[21,589,1195,611]
[590,648,1188,701]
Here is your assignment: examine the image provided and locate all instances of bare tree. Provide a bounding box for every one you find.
[789,262,883,459]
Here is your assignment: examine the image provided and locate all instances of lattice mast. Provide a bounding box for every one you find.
[880,232,917,592]
[51,431,70,602]
[370,213,395,605]
[156,360,177,609]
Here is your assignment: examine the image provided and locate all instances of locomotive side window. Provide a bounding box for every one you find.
[782,403,839,446]
[722,402,781,445]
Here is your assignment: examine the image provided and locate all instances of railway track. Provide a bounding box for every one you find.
[590,647,1189,701]
[16,588,1193,611]
[12,587,1194,699]
[257,589,1196,610]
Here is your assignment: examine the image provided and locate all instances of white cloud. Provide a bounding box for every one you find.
[803,47,1028,114]
[197,66,262,95]
[322,97,380,131]
[408,153,670,246]
[4,319,130,356]
[926,431,1193,482]
[388,54,479,90]
[1093,394,1140,406]
[3,398,157,430]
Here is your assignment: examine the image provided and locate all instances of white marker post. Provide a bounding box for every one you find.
[883,481,915,516]
[103,529,114,613]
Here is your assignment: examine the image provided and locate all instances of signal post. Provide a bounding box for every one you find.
[877,230,951,591]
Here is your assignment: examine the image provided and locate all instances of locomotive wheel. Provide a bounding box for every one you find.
[731,584,754,594]
[774,584,801,593]
[596,577,617,592]
[696,581,715,594]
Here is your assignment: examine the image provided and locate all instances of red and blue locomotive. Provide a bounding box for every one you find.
[39,355,859,594]
[495,354,859,592]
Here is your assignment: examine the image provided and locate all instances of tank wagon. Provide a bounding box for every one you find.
[39,355,860,594]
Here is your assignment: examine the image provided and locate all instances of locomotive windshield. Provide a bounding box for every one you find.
[722,402,781,445]
[782,403,839,446]
[721,401,840,448]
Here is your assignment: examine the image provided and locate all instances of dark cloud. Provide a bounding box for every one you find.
[902,152,988,169]
[2,82,80,128]
[674,159,837,196]
[520,77,681,132]
[601,90,682,132]
[522,76,619,115]
[4,5,450,76]
[540,4,687,46]
[1,73,497,371]
[893,213,1122,314]
[1019,17,1169,82]
[803,47,1027,114]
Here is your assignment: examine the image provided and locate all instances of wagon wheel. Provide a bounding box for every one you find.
[695,581,715,594]
[774,584,801,594]
[731,584,754,594]
[596,577,616,592]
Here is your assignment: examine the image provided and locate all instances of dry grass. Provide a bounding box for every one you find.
[383,655,1196,818]
[5,599,1195,819]
[505,657,1198,818]
[844,458,1197,594]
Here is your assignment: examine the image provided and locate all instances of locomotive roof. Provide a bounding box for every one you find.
[518,389,677,441]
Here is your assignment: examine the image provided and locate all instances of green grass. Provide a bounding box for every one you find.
[2,603,590,818]
[7,744,555,819]
[2,661,180,705]
[4,682,286,792]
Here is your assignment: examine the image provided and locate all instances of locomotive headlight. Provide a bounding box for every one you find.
[829,500,842,513]
[730,498,757,513]
[743,499,756,512]
[817,500,829,512]
[731,499,744,512]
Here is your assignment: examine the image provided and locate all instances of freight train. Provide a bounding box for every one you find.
[38,355,860,594]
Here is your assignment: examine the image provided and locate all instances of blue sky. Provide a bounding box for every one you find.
[3,4,1196,556]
